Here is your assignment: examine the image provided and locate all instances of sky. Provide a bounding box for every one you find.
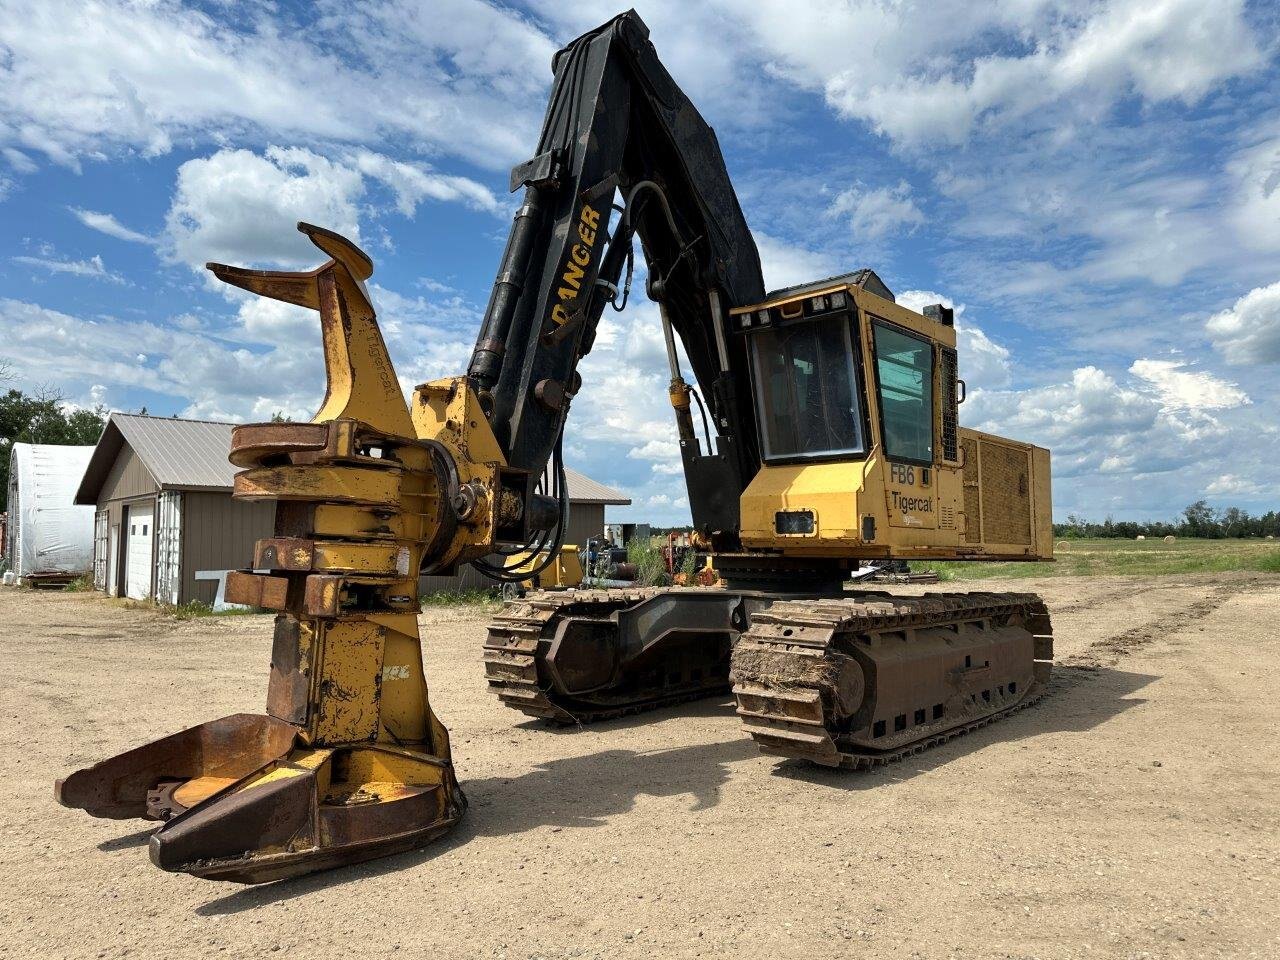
[1,0,1278,526]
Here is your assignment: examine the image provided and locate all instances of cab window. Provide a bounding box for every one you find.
[749,314,864,460]
[873,321,934,463]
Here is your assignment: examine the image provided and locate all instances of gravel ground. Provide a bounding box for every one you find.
[3,573,1278,960]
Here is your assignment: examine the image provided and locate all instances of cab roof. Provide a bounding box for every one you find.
[757,269,894,307]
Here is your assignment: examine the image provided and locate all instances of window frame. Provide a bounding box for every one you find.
[747,308,872,466]
[870,317,937,468]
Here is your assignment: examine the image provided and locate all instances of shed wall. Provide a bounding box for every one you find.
[180,491,275,605]
[562,503,604,551]
[93,447,161,598]
[99,445,157,506]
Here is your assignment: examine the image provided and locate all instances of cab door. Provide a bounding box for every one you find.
[868,318,939,530]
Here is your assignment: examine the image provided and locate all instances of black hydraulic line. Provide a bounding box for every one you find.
[472,437,570,583]
[689,385,713,451]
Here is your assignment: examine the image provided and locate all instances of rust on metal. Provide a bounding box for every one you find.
[255,537,316,572]
[224,571,289,610]
[303,574,344,618]
[56,713,301,820]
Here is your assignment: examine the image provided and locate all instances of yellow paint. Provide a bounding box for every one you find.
[411,377,507,569]
[312,269,415,438]
[312,620,385,744]
[505,544,584,589]
[734,278,1051,562]
[235,464,402,507]
[552,203,602,326]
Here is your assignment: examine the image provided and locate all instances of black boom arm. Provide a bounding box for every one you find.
[466,10,765,551]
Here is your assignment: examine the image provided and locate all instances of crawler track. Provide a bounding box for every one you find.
[484,587,1055,770]
[482,588,732,724]
[731,591,1054,768]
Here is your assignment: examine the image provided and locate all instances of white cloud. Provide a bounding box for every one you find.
[962,356,1278,523]
[0,269,492,425]
[897,290,1012,388]
[68,207,152,244]
[829,181,924,240]
[628,439,680,462]
[3,147,37,174]
[161,146,504,279]
[731,0,1274,306]
[1206,281,1280,365]
[0,0,553,171]
[349,150,499,216]
[1129,359,1249,411]
[966,365,1188,480]
[236,297,315,341]
[1205,474,1268,497]
[753,233,841,293]
[1228,133,1280,252]
[163,147,365,273]
[11,252,124,283]
[738,0,1266,149]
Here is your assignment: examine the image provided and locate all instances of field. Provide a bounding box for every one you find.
[921,536,1280,580]
[3,560,1279,960]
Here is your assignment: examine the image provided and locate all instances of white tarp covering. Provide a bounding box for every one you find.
[6,443,95,578]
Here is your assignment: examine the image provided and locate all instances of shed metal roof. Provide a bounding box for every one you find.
[563,467,630,505]
[76,413,631,507]
[75,413,238,503]
[115,414,238,489]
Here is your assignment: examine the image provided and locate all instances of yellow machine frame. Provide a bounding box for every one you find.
[732,281,1053,562]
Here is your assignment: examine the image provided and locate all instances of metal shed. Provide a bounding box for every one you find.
[74,414,274,604]
[5,442,96,582]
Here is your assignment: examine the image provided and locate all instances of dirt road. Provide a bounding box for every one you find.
[3,574,1277,960]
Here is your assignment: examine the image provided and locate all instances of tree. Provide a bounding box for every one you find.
[1182,500,1218,538]
[0,387,107,512]
[1220,506,1250,538]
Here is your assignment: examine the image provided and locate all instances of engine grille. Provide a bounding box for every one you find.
[961,434,1033,546]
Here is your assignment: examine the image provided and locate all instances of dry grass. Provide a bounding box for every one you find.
[919,537,1280,581]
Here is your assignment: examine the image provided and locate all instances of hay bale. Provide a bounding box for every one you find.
[1055,540,1070,550]
[1135,535,1146,541]
[1164,535,1176,543]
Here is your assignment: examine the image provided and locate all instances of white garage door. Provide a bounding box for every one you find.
[125,503,154,600]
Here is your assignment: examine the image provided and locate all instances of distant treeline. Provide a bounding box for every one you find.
[1055,500,1280,539]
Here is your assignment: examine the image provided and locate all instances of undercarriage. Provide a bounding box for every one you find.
[484,586,1053,767]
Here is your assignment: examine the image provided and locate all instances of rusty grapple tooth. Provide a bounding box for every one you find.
[57,714,466,884]
[148,744,465,884]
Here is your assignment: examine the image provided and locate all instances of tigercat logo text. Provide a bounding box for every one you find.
[551,203,602,327]
[890,491,934,514]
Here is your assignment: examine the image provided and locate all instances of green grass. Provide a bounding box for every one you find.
[419,587,502,608]
[64,574,96,592]
[161,600,263,619]
[918,538,1280,581]
[625,535,669,586]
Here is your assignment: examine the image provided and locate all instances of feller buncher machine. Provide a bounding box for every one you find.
[57,11,1054,883]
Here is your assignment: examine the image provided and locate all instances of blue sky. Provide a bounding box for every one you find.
[2,0,1278,525]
